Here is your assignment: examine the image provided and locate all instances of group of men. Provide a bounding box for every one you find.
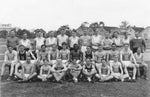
[0,28,148,83]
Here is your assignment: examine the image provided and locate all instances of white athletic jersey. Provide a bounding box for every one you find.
[134,53,143,63]
[45,37,57,46]
[69,36,79,48]
[80,35,91,46]
[101,38,112,47]
[111,61,121,73]
[34,37,45,49]
[122,37,130,45]
[20,39,31,48]
[91,35,102,45]
[57,35,68,46]
[4,50,17,62]
[120,49,133,61]
[59,49,70,60]
[112,37,122,46]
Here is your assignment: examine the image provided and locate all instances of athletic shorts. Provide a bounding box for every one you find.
[20,61,26,64]
[122,61,135,67]
[24,74,30,78]
[31,60,37,64]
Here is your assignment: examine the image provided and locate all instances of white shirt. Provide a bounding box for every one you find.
[91,35,102,45]
[57,35,68,46]
[20,39,31,48]
[46,37,57,46]
[34,37,45,49]
[69,36,79,48]
[112,37,122,46]
[122,37,130,44]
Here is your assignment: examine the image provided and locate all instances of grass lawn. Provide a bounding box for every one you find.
[0,62,150,97]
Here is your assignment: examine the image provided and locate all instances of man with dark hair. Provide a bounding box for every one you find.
[130,32,146,53]
[70,44,83,62]
[7,30,19,51]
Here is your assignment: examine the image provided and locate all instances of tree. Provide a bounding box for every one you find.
[120,21,129,29]
[99,21,105,27]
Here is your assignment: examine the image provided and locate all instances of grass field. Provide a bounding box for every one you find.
[0,62,150,97]
[0,38,150,97]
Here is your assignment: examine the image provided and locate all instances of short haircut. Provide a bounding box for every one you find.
[62,42,67,46]
[41,44,46,48]
[111,43,116,46]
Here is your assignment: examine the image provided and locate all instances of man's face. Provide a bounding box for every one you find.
[49,32,54,37]
[41,45,46,51]
[26,57,31,63]
[72,32,76,36]
[23,34,27,39]
[10,31,15,37]
[74,44,79,50]
[62,44,67,49]
[137,48,141,53]
[102,60,106,65]
[135,33,139,38]
[20,46,25,51]
[124,44,129,50]
[8,47,13,52]
[113,32,118,37]
[112,45,116,50]
[114,56,118,62]
[61,30,65,35]
[52,45,57,50]
[86,47,91,52]
[98,46,103,51]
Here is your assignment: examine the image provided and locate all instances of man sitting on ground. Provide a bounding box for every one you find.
[68,59,82,83]
[15,56,37,82]
[51,59,68,83]
[38,59,52,81]
[82,58,97,82]
[95,59,113,82]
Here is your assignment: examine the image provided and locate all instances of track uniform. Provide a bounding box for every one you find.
[101,38,112,51]
[70,50,83,62]
[68,62,82,82]
[69,36,79,49]
[45,37,57,50]
[108,50,120,65]
[95,63,113,81]
[52,62,67,82]
[91,35,102,51]
[59,49,70,66]
[49,50,59,66]
[34,37,45,50]
[20,39,31,51]
[38,65,52,81]
[84,51,93,60]
[80,35,91,52]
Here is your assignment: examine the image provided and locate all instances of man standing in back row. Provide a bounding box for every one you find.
[130,32,146,53]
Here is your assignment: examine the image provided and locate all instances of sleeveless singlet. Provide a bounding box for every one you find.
[18,51,26,60]
[85,51,93,59]
[122,52,131,61]
[50,51,58,60]
[112,62,121,73]
[101,65,109,75]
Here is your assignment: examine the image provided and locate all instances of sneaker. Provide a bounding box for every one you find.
[87,77,91,82]
[74,78,78,83]
[7,76,12,81]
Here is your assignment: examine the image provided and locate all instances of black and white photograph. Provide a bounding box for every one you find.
[0,0,150,97]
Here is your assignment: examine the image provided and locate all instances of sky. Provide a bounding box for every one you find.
[0,0,149,31]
